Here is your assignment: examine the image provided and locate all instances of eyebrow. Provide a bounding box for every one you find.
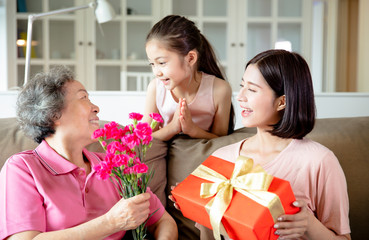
[148,56,167,62]
[241,78,262,88]
[78,89,89,95]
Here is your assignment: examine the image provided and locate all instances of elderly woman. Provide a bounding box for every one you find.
[0,66,177,240]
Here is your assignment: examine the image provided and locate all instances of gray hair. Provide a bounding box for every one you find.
[16,65,75,143]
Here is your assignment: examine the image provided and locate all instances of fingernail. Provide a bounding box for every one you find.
[275,230,279,235]
[277,217,283,221]
[293,201,299,206]
[274,224,279,228]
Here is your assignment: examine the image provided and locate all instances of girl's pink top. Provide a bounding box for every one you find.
[0,140,165,240]
[156,72,216,131]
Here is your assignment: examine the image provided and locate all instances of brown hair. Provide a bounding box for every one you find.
[247,49,316,139]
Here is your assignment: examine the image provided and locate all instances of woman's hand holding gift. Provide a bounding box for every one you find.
[273,200,308,239]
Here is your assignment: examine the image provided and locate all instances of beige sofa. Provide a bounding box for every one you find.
[0,116,368,239]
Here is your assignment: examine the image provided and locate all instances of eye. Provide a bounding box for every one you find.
[239,83,244,88]
[159,62,166,66]
[248,88,256,93]
[148,62,154,67]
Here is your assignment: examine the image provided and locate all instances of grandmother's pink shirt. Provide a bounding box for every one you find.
[0,141,164,240]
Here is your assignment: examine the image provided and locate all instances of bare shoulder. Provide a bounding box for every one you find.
[143,78,159,121]
[213,77,232,100]
[147,78,157,93]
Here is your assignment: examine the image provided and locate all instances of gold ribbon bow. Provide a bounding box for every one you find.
[192,156,285,240]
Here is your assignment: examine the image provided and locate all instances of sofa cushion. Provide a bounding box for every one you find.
[0,118,38,167]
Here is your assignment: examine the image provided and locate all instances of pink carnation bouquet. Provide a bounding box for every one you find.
[92,112,163,240]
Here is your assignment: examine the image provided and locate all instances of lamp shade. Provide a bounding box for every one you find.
[95,0,116,23]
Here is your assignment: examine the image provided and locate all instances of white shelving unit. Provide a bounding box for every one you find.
[4,0,312,92]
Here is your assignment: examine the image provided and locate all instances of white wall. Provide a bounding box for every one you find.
[1,91,369,130]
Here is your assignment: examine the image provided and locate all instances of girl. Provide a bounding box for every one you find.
[143,15,234,141]
[173,50,351,240]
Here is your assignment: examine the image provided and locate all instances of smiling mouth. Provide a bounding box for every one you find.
[90,119,100,125]
[161,78,170,85]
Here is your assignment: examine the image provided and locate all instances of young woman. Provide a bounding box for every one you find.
[173,50,351,240]
[144,15,234,141]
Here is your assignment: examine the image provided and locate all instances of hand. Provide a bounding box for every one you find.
[168,184,181,211]
[105,193,151,232]
[273,200,309,239]
[179,98,196,136]
[167,100,182,135]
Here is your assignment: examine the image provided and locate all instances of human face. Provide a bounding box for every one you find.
[55,80,100,142]
[237,64,284,129]
[146,39,191,90]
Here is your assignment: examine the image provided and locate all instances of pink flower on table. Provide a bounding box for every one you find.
[149,113,163,123]
[129,112,143,121]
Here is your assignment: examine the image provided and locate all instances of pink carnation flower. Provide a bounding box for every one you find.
[92,128,105,139]
[133,163,149,174]
[122,133,140,149]
[113,154,129,167]
[149,113,163,123]
[94,161,112,180]
[123,166,133,175]
[129,112,143,121]
[134,122,152,140]
[106,141,125,154]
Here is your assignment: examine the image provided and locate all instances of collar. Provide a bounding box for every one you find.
[35,141,102,175]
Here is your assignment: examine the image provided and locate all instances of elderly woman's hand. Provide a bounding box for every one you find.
[105,192,151,232]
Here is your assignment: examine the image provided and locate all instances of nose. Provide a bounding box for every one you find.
[237,88,247,102]
[92,103,100,113]
[152,65,163,77]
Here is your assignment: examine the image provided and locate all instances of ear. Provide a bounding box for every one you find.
[277,95,286,111]
[185,50,198,67]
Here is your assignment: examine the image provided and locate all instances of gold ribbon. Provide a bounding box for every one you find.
[192,156,285,240]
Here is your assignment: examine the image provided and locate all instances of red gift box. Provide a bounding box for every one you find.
[171,156,299,240]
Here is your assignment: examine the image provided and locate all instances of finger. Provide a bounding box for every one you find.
[292,200,306,208]
[276,228,305,239]
[130,193,150,203]
[274,219,307,229]
[168,195,176,203]
[174,202,181,210]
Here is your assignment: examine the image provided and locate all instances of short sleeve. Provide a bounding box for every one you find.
[0,155,46,239]
[316,151,351,235]
[145,187,165,226]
